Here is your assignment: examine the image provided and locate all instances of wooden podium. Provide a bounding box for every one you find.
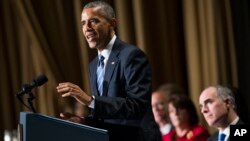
[18,112,109,141]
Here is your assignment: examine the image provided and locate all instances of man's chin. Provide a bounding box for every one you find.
[205,119,215,126]
[88,44,97,49]
[209,119,223,127]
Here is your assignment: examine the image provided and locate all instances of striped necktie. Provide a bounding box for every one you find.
[96,55,105,96]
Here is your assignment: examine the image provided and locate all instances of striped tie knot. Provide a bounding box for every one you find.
[218,133,226,141]
[98,55,105,67]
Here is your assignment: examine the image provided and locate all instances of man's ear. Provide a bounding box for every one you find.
[224,98,232,109]
[110,18,117,28]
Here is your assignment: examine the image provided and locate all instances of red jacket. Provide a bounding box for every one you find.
[162,125,210,141]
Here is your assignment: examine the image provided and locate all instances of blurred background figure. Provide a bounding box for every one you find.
[199,85,244,141]
[4,129,17,141]
[163,94,210,141]
[151,83,184,137]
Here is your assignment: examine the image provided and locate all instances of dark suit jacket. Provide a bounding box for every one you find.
[88,38,161,141]
[208,119,244,141]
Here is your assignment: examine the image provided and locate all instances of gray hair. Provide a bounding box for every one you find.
[83,1,116,20]
[215,85,237,111]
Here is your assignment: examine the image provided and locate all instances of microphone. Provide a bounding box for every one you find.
[16,74,48,96]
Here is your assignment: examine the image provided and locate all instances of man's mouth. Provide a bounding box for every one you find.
[86,32,97,41]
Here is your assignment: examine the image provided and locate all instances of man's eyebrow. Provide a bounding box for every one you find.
[199,99,211,107]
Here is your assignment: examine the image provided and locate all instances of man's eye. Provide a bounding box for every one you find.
[90,19,98,24]
[81,22,85,27]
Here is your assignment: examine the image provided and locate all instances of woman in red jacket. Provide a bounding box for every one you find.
[162,94,210,141]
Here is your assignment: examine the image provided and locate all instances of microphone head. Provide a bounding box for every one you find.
[16,74,48,97]
[16,84,30,96]
[33,74,48,87]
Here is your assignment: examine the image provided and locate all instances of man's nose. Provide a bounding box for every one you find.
[83,22,92,31]
[201,106,208,113]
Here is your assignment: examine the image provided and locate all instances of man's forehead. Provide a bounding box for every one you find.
[200,87,217,100]
[153,91,168,98]
[202,87,217,96]
[82,7,102,17]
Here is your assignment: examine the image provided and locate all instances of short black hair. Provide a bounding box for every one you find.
[83,1,115,20]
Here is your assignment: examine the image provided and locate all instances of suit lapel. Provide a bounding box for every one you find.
[236,119,244,125]
[90,57,99,96]
[102,40,120,96]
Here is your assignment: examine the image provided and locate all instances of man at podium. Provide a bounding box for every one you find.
[56,1,161,141]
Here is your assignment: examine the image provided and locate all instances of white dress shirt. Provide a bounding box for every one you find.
[88,35,117,109]
[220,116,239,141]
[160,123,172,135]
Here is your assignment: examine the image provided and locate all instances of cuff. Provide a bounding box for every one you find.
[88,96,95,109]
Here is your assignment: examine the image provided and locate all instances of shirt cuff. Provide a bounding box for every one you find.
[88,96,95,109]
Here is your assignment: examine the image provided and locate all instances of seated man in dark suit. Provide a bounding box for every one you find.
[151,83,184,137]
[199,85,244,141]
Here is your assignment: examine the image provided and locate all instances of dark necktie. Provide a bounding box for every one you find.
[218,133,226,141]
[96,55,105,96]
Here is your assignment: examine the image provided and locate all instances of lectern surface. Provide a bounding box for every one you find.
[19,112,109,141]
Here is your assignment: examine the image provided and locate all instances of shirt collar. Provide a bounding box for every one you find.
[160,123,172,135]
[220,116,239,141]
[98,35,116,65]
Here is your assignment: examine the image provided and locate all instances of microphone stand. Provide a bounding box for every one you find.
[16,74,48,113]
[16,91,37,113]
[27,91,37,113]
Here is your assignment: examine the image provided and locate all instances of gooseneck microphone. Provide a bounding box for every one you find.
[16,74,48,96]
[16,74,48,113]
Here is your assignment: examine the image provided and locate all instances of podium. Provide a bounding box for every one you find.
[19,112,109,141]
